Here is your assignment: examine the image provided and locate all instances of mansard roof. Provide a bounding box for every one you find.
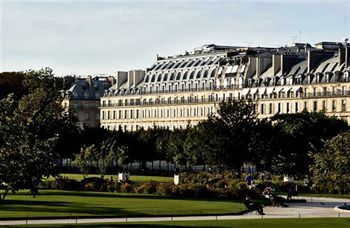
[65,77,112,100]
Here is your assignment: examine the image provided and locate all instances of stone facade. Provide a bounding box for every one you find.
[100,42,350,131]
[63,76,114,128]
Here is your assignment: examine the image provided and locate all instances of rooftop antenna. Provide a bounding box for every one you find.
[299,30,301,43]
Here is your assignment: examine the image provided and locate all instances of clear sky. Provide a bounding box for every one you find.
[1,0,349,76]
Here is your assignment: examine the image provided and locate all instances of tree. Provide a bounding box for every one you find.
[168,129,188,168]
[74,145,92,178]
[0,68,73,204]
[183,127,204,168]
[194,99,259,171]
[311,131,350,194]
[0,72,26,99]
[74,136,130,177]
[271,111,349,176]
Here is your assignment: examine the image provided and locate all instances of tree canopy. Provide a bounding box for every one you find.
[311,131,350,194]
[0,68,76,204]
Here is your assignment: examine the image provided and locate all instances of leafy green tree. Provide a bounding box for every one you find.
[0,68,73,204]
[74,145,92,178]
[247,119,277,172]
[97,138,118,177]
[311,131,350,194]
[195,120,231,168]
[168,129,188,168]
[116,145,129,172]
[183,127,204,168]
[0,72,26,99]
[271,111,349,176]
[154,129,171,169]
[194,99,258,171]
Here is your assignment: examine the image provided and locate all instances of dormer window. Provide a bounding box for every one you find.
[248,78,253,87]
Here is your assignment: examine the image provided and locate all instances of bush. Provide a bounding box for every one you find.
[107,180,119,192]
[134,182,157,194]
[255,181,274,193]
[120,182,133,193]
[81,177,106,192]
[39,180,57,190]
[55,177,82,191]
[155,183,172,196]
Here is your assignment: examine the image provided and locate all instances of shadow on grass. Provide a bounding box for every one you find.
[0,190,245,221]
[31,190,242,203]
[0,199,139,220]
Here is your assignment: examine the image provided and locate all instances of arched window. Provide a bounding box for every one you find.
[157,73,163,82]
[176,72,182,80]
[189,71,195,79]
[170,73,175,80]
[163,73,169,81]
[196,70,202,79]
[183,71,188,80]
[151,75,156,82]
[210,69,216,78]
[203,70,209,78]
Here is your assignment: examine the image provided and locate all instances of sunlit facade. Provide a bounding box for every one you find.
[100,41,350,131]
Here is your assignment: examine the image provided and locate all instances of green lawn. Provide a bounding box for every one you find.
[0,190,244,220]
[47,174,173,183]
[6,218,350,228]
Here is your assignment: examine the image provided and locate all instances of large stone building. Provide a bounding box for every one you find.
[62,76,114,128]
[100,41,350,131]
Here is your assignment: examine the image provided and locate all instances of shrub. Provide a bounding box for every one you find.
[107,181,119,192]
[134,182,157,194]
[39,180,57,190]
[155,183,172,196]
[55,177,82,191]
[120,182,133,193]
[81,177,106,192]
[255,181,274,193]
[274,181,310,193]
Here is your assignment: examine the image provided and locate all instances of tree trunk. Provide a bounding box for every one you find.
[0,189,9,207]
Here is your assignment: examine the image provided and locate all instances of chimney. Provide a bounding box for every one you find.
[340,44,350,68]
[272,54,281,76]
[128,70,135,88]
[108,76,116,86]
[86,75,92,87]
[347,46,350,69]
[339,47,346,65]
[281,54,304,75]
[307,50,333,73]
[255,55,272,77]
[116,71,128,88]
[133,70,145,86]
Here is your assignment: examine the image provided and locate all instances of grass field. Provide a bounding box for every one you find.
[0,190,244,220]
[47,174,173,183]
[7,218,350,228]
